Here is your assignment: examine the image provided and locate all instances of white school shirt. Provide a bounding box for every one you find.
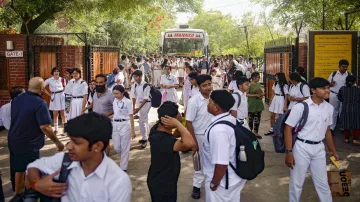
[115,72,125,85]
[0,102,11,130]
[202,113,244,187]
[27,152,132,202]
[186,93,213,135]
[228,80,239,92]
[273,83,289,95]
[44,77,64,92]
[288,82,310,109]
[130,81,150,104]
[285,98,333,142]
[113,97,133,120]
[190,86,199,97]
[160,74,178,90]
[231,90,248,120]
[327,70,350,94]
[71,79,88,97]
[64,79,75,95]
[211,75,221,90]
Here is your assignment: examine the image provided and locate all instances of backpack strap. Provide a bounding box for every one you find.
[80,80,85,84]
[294,102,309,134]
[299,83,305,97]
[232,92,241,108]
[55,153,73,183]
[331,71,337,82]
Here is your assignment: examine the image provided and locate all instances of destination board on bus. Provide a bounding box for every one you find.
[165,32,203,39]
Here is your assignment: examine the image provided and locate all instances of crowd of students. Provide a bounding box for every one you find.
[0,54,358,202]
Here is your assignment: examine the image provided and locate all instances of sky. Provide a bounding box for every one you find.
[176,0,264,25]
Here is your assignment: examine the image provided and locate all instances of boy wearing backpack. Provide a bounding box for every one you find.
[284,77,339,202]
[230,77,250,129]
[203,90,247,202]
[131,70,152,147]
[288,72,310,109]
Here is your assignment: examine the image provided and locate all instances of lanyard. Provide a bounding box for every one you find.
[116,100,125,109]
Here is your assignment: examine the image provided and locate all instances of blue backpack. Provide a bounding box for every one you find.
[272,102,309,153]
[106,73,115,88]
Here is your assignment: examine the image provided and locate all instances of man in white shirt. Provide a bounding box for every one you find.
[186,74,213,199]
[131,70,151,147]
[284,77,339,202]
[230,77,250,129]
[26,113,132,202]
[327,59,351,132]
[203,90,246,202]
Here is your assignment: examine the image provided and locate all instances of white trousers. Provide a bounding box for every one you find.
[183,90,190,109]
[152,70,162,88]
[68,98,84,120]
[205,179,246,202]
[329,92,341,130]
[139,102,151,140]
[289,141,332,202]
[241,119,250,130]
[112,121,131,170]
[193,134,205,188]
[201,69,208,74]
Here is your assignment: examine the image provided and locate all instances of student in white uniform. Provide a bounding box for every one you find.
[177,57,186,87]
[183,66,195,110]
[288,72,310,110]
[188,72,200,98]
[44,67,67,134]
[264,72,289,136]
[210,69,222,90]
[186,74,214,200]
[203,90,247,202]
[228,71,244,93]
[26,113,132,202]
[160,65,179,103]
[327,59,351,132]
[67,68,88,120]
[131,70,151,147]
[114,65,125,87]
[152,57,163,88]
[170,57,178,78]
[112,85,136,172]
[230,77,250,129]
[284,77,339,202]
[64,68,74,118]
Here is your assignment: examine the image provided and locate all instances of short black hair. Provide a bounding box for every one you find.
[345,75,356,87]
[65,68,73,74]
[133,70,143,77]
[65,113,112,151]
[188,72,198,79]
[157,101,179,124]
[296,66,305,74]
[131,63,138,69]
[236,77,249,87]
[289,72,302,82]
[164,65,172,71]
[308,77,330,90]
[232,70,244,80]
[95,74,107,82]
[339,59,349,66]
[10,86,25,100]
[196,74,212,86]
[136,57,142,63]
[51,67,59,75]
[251,72,260,79]
[121,55,126,60]
[210,90,235,112]
[118,64,124,71]
[73,68,81,75]
[186,66,194,72]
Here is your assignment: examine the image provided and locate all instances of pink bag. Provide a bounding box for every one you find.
[161,92,168,102]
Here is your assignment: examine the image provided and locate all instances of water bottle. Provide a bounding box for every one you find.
[239,145,247,162]
[193,151,201,171]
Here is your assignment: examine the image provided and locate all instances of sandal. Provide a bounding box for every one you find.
[344,139,349,143]
[352,140,360,146]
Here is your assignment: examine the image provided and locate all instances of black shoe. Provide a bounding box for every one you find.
[141,140,148,148]
[264,131,274,136]
[191,186,201,199]
[134,115,140,119]
[138,140,144,144]
[9,194,23,202]
[256,135,263,140]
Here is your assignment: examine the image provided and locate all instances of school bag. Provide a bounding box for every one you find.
[135,83,162,108]
[233,92,241,108]
[289,83,308,97]
[272,102,309,153]
[207,120,265,189]
[106,73,115,88]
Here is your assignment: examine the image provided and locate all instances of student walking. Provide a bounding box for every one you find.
[183,66,195,109]
[44,67,67,134]
[112,85,136,171]
[288,72,310,110]
[160,65,179,103]
[186,74,213,199]
[247,72,264,139]
[64,68,74,118]
[230,77,250,129]
[338,75,360,146]
[285,77,339,202]
[131,70,152,147]
[203,90,247,202]
[264,72,289,136]
[67,68,88,120]
[147,101,195,202]
[228,71,244,93]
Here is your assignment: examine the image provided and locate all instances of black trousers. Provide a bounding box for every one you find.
[148,184,177,202]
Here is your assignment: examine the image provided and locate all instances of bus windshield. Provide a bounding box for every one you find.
[163,38,204,56]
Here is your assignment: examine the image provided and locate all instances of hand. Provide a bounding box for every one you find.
[284,106,288,111]
[161,115,181,128]
[56,142,65,152]
[331,81,336,86]
[210,182,219,191]
[330,151,340,160]
[131,132,136,140]
[285,153,295,169]
[66,108,70,114]
[192,143,199,152]
[34,169,67,198]
[134,108,140,114]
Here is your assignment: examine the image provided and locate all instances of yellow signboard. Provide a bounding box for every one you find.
[314,35,352,79]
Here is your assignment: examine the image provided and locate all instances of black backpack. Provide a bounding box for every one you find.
[289,82,308,97]
[272,102,309,153]
[207,120,265,189]
[135,83,162,108]
[331,71,352,82]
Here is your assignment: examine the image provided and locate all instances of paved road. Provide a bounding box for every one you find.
[1,90,359,201]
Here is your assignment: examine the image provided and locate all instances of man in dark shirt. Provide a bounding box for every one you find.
[8,77,64,200]
[147,101,195,202]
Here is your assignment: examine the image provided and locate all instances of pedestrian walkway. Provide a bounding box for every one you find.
[1,98,359,201]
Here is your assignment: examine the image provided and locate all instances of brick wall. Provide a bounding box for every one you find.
[61,45,85,78]
[298,42,308,71]
[0,35,27,106]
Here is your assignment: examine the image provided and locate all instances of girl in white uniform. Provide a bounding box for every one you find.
[112,85,136,172]
[177,57,186,86]
[44,67,66,134]
[183,66,195,109]
[265,72,289,136]
[170,57,178,78]
[288,72,311,110]
[64,69,74,119]
[160,65,179,103]
[68,68,88,120]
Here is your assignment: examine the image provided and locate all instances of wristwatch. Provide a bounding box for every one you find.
[285,149,292,154]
